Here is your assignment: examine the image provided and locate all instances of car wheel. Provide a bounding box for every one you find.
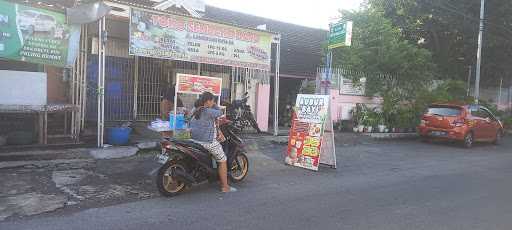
[493,130,502,145]
[463,132,474,148]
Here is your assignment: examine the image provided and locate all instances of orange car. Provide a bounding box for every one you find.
[417,103,504,148]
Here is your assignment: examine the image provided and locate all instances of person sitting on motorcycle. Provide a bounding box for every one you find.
[190,92,237,193]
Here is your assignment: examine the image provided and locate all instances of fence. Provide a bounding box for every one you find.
[316,67,367,96]
[471,86,512,112]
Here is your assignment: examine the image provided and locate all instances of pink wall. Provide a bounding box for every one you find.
[256,84,270,132]
[330,89,383,121]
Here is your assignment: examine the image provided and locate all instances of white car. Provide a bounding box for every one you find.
[17,10,57,35]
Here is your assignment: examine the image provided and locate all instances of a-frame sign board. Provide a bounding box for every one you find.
[284,94,336,171]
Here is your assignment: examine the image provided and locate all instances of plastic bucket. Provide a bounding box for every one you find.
[169,114,186,129]
[107,127,132,145]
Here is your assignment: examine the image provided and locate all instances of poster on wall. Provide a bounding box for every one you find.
[340,78,366,96]
[176,73,222,96]
[0,0,78,67]
[129,8,273,71]
[285,94,334,171]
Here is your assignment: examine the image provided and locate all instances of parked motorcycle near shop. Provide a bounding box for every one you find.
[223,93,261,133]
[155,117,249,196]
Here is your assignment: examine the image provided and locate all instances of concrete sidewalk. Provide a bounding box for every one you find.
[0,150,159,221]
[0,140,162,221]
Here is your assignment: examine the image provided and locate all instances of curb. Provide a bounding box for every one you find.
[136,141,159,150]
[89,146,139,160]
[362,133,419,139]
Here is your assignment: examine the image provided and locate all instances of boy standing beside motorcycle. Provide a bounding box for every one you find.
[190,92,237,193]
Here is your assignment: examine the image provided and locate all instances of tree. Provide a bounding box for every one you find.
[333,7,435,102]
[332,7,437,128]
[368,0,512,87]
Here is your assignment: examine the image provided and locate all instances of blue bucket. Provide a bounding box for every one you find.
[169,114,186,129]
[107,127,132,145]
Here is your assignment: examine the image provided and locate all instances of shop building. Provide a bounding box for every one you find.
[1,0,278,147]
[0,0,339,147]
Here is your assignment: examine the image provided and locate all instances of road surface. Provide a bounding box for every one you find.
[1,136,512,230]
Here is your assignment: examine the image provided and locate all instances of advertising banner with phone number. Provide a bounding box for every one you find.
[129,8,273,71]
[285,94,330,171]
[0,0,77,67]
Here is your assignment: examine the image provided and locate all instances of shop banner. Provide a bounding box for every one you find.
[285,94,330,171]
[176,73,222,96]
[129,8,272,71]
[0,0,76,67]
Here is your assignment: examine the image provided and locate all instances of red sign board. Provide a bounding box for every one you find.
[286,117,323,171]
[176,74,222,96]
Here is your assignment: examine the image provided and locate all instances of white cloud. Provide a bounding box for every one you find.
[205,0,363,29]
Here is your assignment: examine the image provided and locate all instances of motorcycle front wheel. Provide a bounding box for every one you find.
[156,161,187,197]
[229,153,249,183]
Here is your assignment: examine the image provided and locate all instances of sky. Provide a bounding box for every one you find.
[205,0,363,30]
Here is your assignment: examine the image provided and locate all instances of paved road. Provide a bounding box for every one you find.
[2,136,512,230]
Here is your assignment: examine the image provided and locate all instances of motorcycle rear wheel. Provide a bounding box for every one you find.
[229,153,249,182]
[156,161,187,197]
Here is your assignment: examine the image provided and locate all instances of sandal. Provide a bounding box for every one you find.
[222,187,238,193]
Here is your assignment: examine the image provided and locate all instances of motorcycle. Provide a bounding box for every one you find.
[223,92,261,133]
[155,117,249,197]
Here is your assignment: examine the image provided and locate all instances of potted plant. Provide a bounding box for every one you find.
[365,120,374,133]
[358,122,366,132]
[377,111,386,133]
[395,107,410,133]
[367,110,379,133]
[351,104,366,133]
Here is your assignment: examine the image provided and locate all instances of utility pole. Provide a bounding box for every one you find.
[474,0,485,104]
[467,65,472,97]
[498,77,503,107]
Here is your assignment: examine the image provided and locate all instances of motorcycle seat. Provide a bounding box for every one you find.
[172,139,210,153]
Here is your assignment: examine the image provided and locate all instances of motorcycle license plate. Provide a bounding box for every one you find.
[156,153,169,164]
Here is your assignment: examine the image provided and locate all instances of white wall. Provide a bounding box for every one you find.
[0,70,47,105]
[330,89,383,121]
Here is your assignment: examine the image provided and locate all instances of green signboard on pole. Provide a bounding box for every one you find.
[328,21,353,49]
[0,0,75,67]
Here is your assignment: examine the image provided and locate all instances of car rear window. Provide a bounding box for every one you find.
[427,106,462,116]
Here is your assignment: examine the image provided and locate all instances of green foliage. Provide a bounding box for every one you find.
[334,7,436,131]
[478,100,508,119]
[350,104,365,126]
[374,80,472,129]
[503,117,512,130]
[368,0,512,86]
[334,3,512,130]
[334,7,435,101]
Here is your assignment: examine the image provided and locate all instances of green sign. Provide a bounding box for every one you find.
[328,21,352,49]
[0,0,72,66]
